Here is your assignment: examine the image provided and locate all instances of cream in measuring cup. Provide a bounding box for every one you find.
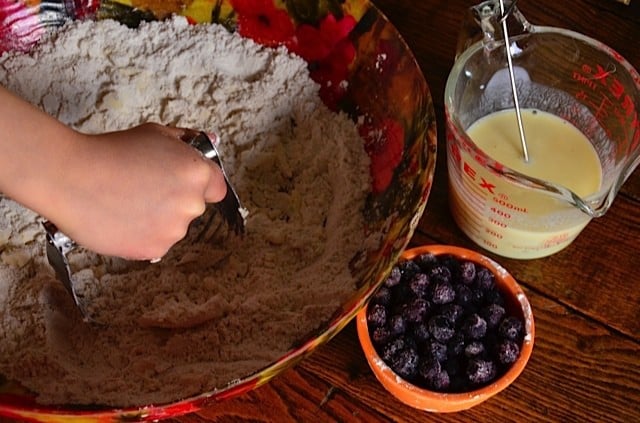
[445,0,640,259]
[450,109,602,258]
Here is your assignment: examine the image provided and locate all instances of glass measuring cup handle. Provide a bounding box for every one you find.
[455,0,533,59]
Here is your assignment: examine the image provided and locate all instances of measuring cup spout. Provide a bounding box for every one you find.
[585,150,640,218]
[456,0,532,59]
[514,173,614,219]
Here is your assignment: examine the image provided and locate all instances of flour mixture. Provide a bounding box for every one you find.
[0,17,371,406]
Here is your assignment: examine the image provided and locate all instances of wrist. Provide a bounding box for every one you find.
[0,86,86,219]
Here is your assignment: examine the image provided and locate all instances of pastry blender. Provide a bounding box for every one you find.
[43,131,246,321]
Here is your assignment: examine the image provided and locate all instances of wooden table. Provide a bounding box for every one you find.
[181,0,640,421]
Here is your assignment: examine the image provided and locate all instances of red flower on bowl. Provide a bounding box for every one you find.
[231,0,296,48]
[292,13,357,109]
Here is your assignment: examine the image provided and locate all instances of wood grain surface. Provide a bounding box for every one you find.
[169,1,640,422]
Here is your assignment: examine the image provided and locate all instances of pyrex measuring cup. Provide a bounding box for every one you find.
[444,0,640,259]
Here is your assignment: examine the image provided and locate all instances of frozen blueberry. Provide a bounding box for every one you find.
[430,282,456,305]
[462,313,487,340]
[440,303,465,325]
[481,303,506,329]
[497,340,521,365]
[447,332,466,358]
[428,315,456,342]
[427,368,450,391]
[367,303,387,328]
[399,260,421,283]
[403,298,430,323]
[371,326,392,345]
[419,359,450,391]
[429,265,452,284]
[474,267,495,291]
[410,322,431,343]
[440,255,461,278]
[418,357,439,378]
[470,286,485,306]
[419,356,440,376]
[384,266,402,288]
[381,337,407,361]
[409,273,430,298]
[422,338,448,363]
[390,347,420,380]
[415,252,438,271]
[466,358,497,385]
[371,286,392,306]
[499,316,524,341]
[455,284,474,307]
[388,314,407,337]
[459,260,476,285]
[464,341,486,358]
[404,335,418,352]
[484,288,506,307]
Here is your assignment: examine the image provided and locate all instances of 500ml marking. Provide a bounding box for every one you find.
[491,194,528,213]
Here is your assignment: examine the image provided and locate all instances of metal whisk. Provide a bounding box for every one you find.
[499,0,530,163]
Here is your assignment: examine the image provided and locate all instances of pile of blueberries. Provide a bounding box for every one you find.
[366,252,525,392]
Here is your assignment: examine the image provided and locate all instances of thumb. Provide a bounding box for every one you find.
[204,161,228,203]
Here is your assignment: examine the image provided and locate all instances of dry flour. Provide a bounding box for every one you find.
[0,17,371,406]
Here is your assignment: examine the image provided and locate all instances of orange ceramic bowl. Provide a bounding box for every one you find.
[356,245,534,413]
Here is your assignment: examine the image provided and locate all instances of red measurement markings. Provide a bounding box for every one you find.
[573,70,598,91]
[489,217,507,228]
[450,143,500,197]
[489,206,511,229]
[574,63,640,150]
[482,238,499,250]
[484,226,504,240]
[490,207,512,219]
[542,232,571,248]
[491,195,528,213]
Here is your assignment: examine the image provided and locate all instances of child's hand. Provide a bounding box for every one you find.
[0,86,227,259]
[48,123,228,260]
